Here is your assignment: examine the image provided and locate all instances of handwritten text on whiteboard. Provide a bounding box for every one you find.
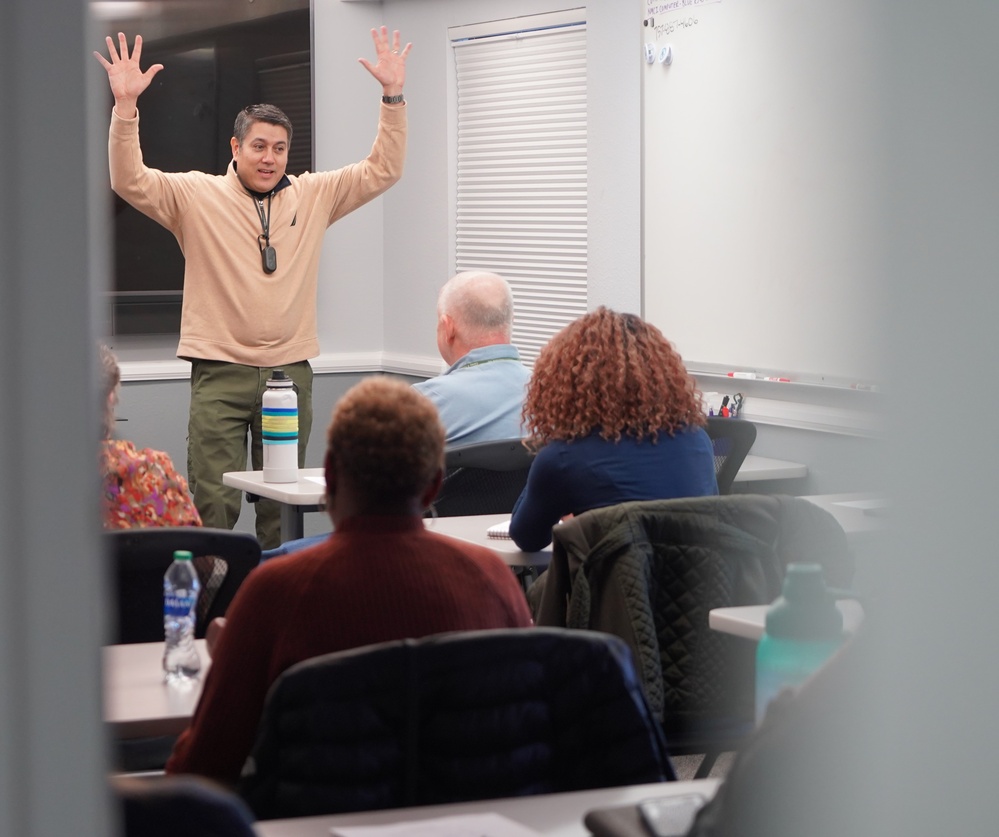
[646,0,721,18]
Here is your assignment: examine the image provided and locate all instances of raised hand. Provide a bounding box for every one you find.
[357,26,412,96]
[93,33,164,118]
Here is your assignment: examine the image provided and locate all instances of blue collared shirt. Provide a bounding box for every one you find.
[413,344,531,445]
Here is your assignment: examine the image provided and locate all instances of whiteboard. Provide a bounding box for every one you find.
[641,0,885,385]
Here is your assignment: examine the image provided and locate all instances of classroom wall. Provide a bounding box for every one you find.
[312,0,644,363]
[114,0,879,510]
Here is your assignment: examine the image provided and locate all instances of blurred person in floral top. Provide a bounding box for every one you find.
[99,344,202,529]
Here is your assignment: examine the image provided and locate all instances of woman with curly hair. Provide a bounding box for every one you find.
[509,307,717,551]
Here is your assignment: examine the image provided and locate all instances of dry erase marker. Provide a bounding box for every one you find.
[726,372,756,380]
[760,376,791,383]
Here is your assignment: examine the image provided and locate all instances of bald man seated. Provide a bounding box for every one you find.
[413,271,530,445]
[262,272,531,560]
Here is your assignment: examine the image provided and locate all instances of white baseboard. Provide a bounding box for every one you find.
[120,352,443,382]
[119,354,878,437]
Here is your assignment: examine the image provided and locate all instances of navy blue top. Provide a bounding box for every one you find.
[509,427,719,551]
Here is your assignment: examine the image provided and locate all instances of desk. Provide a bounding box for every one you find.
[709,600,865,641]
[254,779,720,837]
[103,640,208,739]
[223,468,326,542]
[428,513,551,570]
[225,455,807,544]
[799,493,888,547]
[733,454,807,483]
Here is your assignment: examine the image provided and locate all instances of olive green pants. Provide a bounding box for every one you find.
[187,359,313,549]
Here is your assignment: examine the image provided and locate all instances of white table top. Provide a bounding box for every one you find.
[103,640,209,739]
[432,491,882,561]
[732,454,807,482]
[223,454,808,508]
[253,779,720,836]
[223,467,327,505]
[798,493,889,545]
[428,513,552,568]
[709,599,865,641]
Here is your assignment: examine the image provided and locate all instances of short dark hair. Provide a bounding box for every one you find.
[233,104,293,145]
[326,376,445,505]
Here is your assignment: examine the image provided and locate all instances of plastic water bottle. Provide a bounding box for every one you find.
[262,369,298,483]
[163,550,201,682]
[755,563,844,725]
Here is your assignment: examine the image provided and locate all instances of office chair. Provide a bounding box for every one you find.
[704,417,757,493]
[107,526,261,645]
[113,775,257,837]
[431,437,534,517]
[535,494,854,779]
[108,527,261,772]
[239,627,675,820]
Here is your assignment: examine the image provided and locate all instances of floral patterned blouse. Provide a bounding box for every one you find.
[100,439,202,529]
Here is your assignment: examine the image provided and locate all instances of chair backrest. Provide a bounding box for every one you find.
[431,438,534,517]
[537,495,854,736]
[239,627,675,820]
[113,775,257,837]
[704,418,757,493]
[107,526,261,644]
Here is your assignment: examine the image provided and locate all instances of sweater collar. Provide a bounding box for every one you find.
[447,343,522,375]
[230,160,292,199]
[334,515,427,535]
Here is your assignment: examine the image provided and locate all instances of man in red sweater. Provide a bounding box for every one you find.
[166,376,533,785]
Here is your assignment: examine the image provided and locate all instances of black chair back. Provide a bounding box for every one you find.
[107,526,261,644]
[113,775,256,837]
[704,418,757,493]
[239,627,674,820]
[432,438,534,517]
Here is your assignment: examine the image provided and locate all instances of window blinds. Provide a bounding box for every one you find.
[452,17,588,364]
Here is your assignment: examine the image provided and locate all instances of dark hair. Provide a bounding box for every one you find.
[233,104,293,145]
[522,307,706,447]
[326,376,445,505]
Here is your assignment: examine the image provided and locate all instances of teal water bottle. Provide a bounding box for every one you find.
[755,563,844,725]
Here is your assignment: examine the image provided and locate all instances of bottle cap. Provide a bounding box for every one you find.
[173,550,194,562]
[267,368,294,387]
[764,563,843,642]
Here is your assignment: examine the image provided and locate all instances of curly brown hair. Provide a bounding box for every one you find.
[522,307,706,447]
[326,376,445,505]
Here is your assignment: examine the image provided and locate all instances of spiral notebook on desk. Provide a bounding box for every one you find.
[486,520,512,539]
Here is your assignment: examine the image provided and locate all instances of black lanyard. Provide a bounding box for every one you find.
[255,192,277,274]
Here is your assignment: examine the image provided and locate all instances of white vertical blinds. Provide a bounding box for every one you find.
[452,17,588,364]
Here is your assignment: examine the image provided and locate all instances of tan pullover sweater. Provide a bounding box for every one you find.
[109,104,406,367]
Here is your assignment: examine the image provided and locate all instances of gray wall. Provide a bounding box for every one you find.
[0,1,112,835]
